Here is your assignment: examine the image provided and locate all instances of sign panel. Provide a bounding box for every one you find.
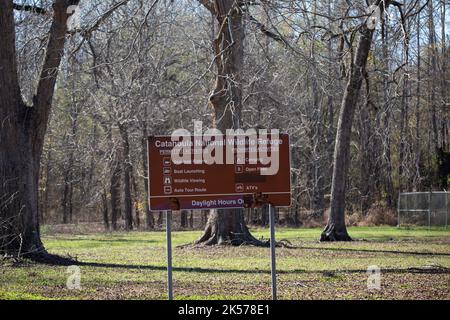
[148,133,291,210]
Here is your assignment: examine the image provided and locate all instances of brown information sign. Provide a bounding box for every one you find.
[148,133,291,210]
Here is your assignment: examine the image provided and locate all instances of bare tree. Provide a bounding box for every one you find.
[195,0,265,245]
[0,0,80,258]
[320,1,382,241]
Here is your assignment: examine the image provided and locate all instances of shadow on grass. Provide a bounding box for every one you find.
[46,238,157,244]
[64,261,450,275]
[17,252,449,276]
[298,246,450,257]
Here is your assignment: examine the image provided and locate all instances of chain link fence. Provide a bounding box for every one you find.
[397,192,449,228]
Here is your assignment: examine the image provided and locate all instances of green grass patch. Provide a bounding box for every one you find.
[1,226,449,300]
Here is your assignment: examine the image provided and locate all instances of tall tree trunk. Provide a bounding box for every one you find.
[157,212,163,227]
[61,165,71,224]
[110,155,121,231]
[41,144,52,225]
[141,119,153,230]
[380,14,394,207]
[119,124,133,231]
[325,0,335,204]
[309,0,325,218]
[180,210,188,229]
[358,89,373,215]
[189,211,194,229]
[440,0,447,146]
[131,168,140,228]
[0,0,76,258]
[201,210,208,226]
[414,8,422,189]
[61,97,78,224]
[102,188,110,230]
[321,3,379,241]
[427,0,439,151]
[399,18,410,193]
[196,0,263,246]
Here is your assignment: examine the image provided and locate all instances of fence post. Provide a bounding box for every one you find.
[428,191,431,230]
[397,193,401,228]
[445,191,448,230]
[404,193,408,228]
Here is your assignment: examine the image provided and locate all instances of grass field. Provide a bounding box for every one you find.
[1,226,449,300]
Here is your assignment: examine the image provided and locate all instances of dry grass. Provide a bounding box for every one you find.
[1,226,449,300]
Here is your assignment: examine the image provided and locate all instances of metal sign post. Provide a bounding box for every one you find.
[268,204,277,300]
[166,210,173,300]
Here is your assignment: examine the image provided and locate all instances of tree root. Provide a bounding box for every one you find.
[28,251,78,266]
[180,237,296,249]
[320,223,352,241]
[1,249,78,266]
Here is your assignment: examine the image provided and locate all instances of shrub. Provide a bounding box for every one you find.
[359,201,397,226]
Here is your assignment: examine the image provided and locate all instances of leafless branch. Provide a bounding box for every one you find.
[13,3,47,15]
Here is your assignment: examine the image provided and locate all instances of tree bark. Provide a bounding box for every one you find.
[309,0,325,219]
[196,0,263,246]
[131,167,140,228]
[110,156,121,231]
[61,163,72,224]
[140,119,153,230]
[321,4,379,241]
[102,188,109,230]
[189,211,194,229]
[380,13,395,207]
[399,18,410,193]
[414,9,422,189]
[119,123,133,231]
[0,0,77,258]
[358,93,373,215]
[427,0,439,151]
[41,144,52,225]
[180,210,188,229]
